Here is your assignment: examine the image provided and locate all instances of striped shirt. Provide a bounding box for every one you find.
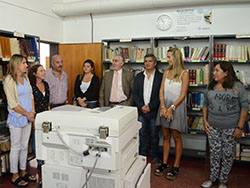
[45,68,68,105]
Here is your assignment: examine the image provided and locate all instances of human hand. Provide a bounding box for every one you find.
[160,107,167,118]
[80,102,87,108]
[166,107,173,122]
[234,128,243,140]
[204,121,211,135]
[141,105,150,113]
[27,112,35,122]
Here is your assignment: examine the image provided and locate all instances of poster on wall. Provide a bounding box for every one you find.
[174,8,212,33]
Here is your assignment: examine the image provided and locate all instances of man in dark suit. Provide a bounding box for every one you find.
[133,54,163,165]
[99,55,134,107]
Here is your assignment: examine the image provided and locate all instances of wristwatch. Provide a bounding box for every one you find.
[170,104,176,111]
[236,126,244,131]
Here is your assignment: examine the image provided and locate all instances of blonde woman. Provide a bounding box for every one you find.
[4,54,37,187]
[154,48,189,180]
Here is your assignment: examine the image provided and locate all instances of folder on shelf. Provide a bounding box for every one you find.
[0,36,11,58]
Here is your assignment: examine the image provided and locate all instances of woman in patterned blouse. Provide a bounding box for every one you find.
[28,64,50,169]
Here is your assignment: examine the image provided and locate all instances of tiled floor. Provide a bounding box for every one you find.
[0,156,249,188]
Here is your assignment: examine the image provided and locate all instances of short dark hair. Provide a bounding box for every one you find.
[144,54,157,63]
[208,61,241,90]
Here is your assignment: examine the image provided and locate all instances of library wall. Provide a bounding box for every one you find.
[63,4,250,43]
[0,0,63,42]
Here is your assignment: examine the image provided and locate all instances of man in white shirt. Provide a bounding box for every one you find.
[99,55,134,107]
[132,54,163,165]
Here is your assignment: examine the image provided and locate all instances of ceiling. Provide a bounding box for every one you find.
[52,0,250,17]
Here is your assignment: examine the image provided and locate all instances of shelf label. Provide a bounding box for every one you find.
[236,33,250,38]
[2,58,10,61]
[120,38,132,42]
[135,60,144,63]
[13,31,25,38]
[238,60,247,63]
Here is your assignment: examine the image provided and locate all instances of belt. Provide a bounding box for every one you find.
[109,100,126,105]
[51,102,66,107]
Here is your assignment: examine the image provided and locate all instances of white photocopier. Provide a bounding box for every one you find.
[35,105,151,188]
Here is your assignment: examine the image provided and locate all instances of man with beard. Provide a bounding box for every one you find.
[45,55,68,108]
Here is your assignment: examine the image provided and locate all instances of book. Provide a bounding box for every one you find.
[19,39,29,57]
[235,143,240,160]
[0,65,3,80]
[240,152,250,157]
[201,47,209,60]
[242,145,250,152]
[203,64,209,84]
[0,36,11,58]
[0,42,2,58]
[241,156,250,162]
[9,38,20,56]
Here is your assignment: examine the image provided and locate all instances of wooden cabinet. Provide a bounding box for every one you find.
[59,43,102,104]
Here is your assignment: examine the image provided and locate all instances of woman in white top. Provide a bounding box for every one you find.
[154,48,189,180]
[73,59,100,108]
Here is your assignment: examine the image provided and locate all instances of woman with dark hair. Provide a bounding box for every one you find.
[3,54,36,187]
[201,61,249,188]
[74,59,100,108]
[28,64,50,113]
[28,64,50,170]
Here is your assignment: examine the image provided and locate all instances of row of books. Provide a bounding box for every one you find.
[104,44,250,62]
[188,64,209,85]
[104,46,210,62]
[235,70,249,85]
[103,46,152,61]
[241,120,250,137]
[187,92,205,110]
[154,46,209,61]
[235,144,250,161]
[0,36,38,61]
[213,44,250,61]
[187,116,205,133]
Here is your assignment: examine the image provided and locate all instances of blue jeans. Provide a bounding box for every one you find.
[138,116,159,158]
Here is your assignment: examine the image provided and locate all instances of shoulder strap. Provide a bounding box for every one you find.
[179,70,185,81]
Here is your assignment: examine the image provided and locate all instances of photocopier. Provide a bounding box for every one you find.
[35,105,151,188]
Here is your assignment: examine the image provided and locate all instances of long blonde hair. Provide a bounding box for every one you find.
[6,54,27,83]
[167,48,185,82]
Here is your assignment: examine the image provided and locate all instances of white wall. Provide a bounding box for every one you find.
[0,0,63,42]
[1,2,250,43]
[63,4,250,43]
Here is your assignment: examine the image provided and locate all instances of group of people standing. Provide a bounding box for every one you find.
[3,47,249,188]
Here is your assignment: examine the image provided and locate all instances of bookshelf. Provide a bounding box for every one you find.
[102,37,153,76]
[0,29,40,181]
[102,35,213,158]
[102,34,250,159]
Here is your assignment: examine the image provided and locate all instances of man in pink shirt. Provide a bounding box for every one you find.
[45,55,68,108]
[99,55,134,107]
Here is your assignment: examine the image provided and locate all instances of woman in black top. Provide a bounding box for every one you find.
[74,59,100,108]
[29,65,50,113]
[28,64,50,169]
